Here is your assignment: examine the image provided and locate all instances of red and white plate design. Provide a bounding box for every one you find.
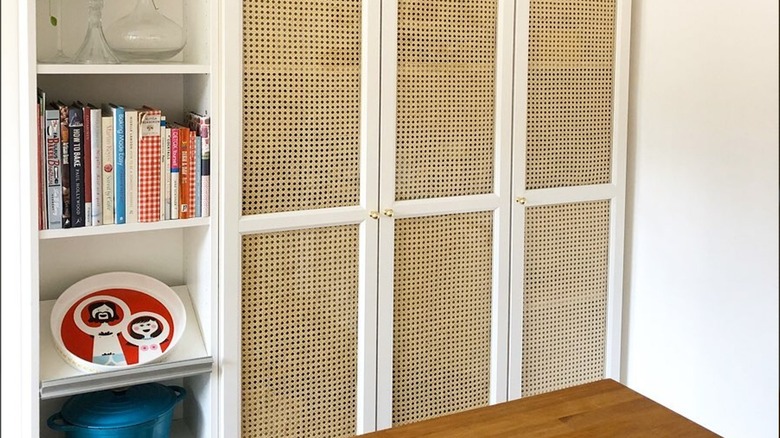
[50,272,186,373]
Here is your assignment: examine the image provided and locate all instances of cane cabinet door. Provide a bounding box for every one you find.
[508,0,630,399]
[374,0,515,429]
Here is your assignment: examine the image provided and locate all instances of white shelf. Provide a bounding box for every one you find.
[39,285,212,400]
[37,63,210,75]
[40,217,210,240]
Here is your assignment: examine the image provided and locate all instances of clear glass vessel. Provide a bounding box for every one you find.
[105,0,187,62]
[40,0,72,63]
[74,0,119,64]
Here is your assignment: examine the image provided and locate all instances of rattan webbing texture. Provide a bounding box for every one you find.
[526,0,615,190]
[522,201,610,397]
[242,0,362,214]
[393,212,493,426]
[395,0,497,201]
[241,226,359,438]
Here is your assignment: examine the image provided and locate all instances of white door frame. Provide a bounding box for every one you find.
[375,0,516,429]
[507,0,632,400]
[221,1,382,435]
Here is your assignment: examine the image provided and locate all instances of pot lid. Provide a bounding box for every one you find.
[60,383,183,428]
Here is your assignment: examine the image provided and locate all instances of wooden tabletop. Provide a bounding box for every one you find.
[360,379,720,437]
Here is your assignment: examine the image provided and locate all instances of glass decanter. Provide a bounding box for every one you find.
[105,0,187,62]
[74,0,119,64]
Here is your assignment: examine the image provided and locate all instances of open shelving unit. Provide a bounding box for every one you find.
[28,0,220,436]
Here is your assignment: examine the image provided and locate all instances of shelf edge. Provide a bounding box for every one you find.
[40,357,213,400]
[40,217,210,240]
[36,63,210,75]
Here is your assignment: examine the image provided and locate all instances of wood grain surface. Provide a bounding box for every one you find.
[360,379,720,437]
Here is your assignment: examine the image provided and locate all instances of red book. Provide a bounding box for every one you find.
[37,94,44,230]
[137,107,162,222]
[188,129,196,219]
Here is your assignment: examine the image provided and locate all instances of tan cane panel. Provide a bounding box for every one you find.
[243,0,362,214]
[522,201,610,397]
[241,226,360,438]
[395,0,497,201]
[393,212,493,426]
[526,0,615,190]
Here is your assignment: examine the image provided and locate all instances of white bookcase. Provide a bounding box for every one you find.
[27,0,220,436]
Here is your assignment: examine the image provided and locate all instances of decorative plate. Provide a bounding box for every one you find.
[50,272,186,373]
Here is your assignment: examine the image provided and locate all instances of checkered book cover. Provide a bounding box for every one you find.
[138,108,162,222]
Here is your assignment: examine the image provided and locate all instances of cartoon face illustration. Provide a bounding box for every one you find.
[129,316,163,339]
[121,311,171,364]
[88,301,119,323]
[73,295,132,367]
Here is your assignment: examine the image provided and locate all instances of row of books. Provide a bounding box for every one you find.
[37,89,210,230]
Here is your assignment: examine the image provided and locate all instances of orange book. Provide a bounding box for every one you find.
[174,123,192,219]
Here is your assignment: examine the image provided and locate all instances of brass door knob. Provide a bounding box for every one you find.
[369,211,379,219]
[515,197,527,205]
[383,209,394,217]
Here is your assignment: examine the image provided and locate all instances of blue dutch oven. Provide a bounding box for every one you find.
[47,383,186,438]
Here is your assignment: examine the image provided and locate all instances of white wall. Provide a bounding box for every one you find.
[623,1,779,437]
[1,1,33,436]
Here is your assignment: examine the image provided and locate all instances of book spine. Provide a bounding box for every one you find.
[159,116,167,221]
[57,103,72,228]
[82,104,92,226]
[138,109,162,222]
[89,107,102,226]
[114,106,126,224]
[178,127,191,219]
[125,109,139,224]
[170,127,180,220]
[187,112,210,218]
[68,106,85,228]
[101,114,115,225]
[163,121,172,220]
[38,99,45,229]
[37,90,46,229]
[194,135,202,218]
[188,129,197,218]
[44,109,63,229]
[200,120,210,217]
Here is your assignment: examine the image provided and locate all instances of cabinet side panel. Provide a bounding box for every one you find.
[242,0,362,215]
[392,212,493,426]
[522,201,610,396]
[394,0,497,201]
[525,0,615,190]
[241,226,359,438]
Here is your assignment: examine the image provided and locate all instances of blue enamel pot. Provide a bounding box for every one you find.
[47,383,186,438]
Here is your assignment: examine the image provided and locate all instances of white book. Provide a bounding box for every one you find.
[159,116,167,221]
[100,112,115,225]
[164,124,172,220]
[125,108,139,223]
[170,126,180,220]
[89,105,102,226]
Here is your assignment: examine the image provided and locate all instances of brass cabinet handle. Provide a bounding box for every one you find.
[383,209,394,217]
[515,197,527,205]
[369,211,379,220]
